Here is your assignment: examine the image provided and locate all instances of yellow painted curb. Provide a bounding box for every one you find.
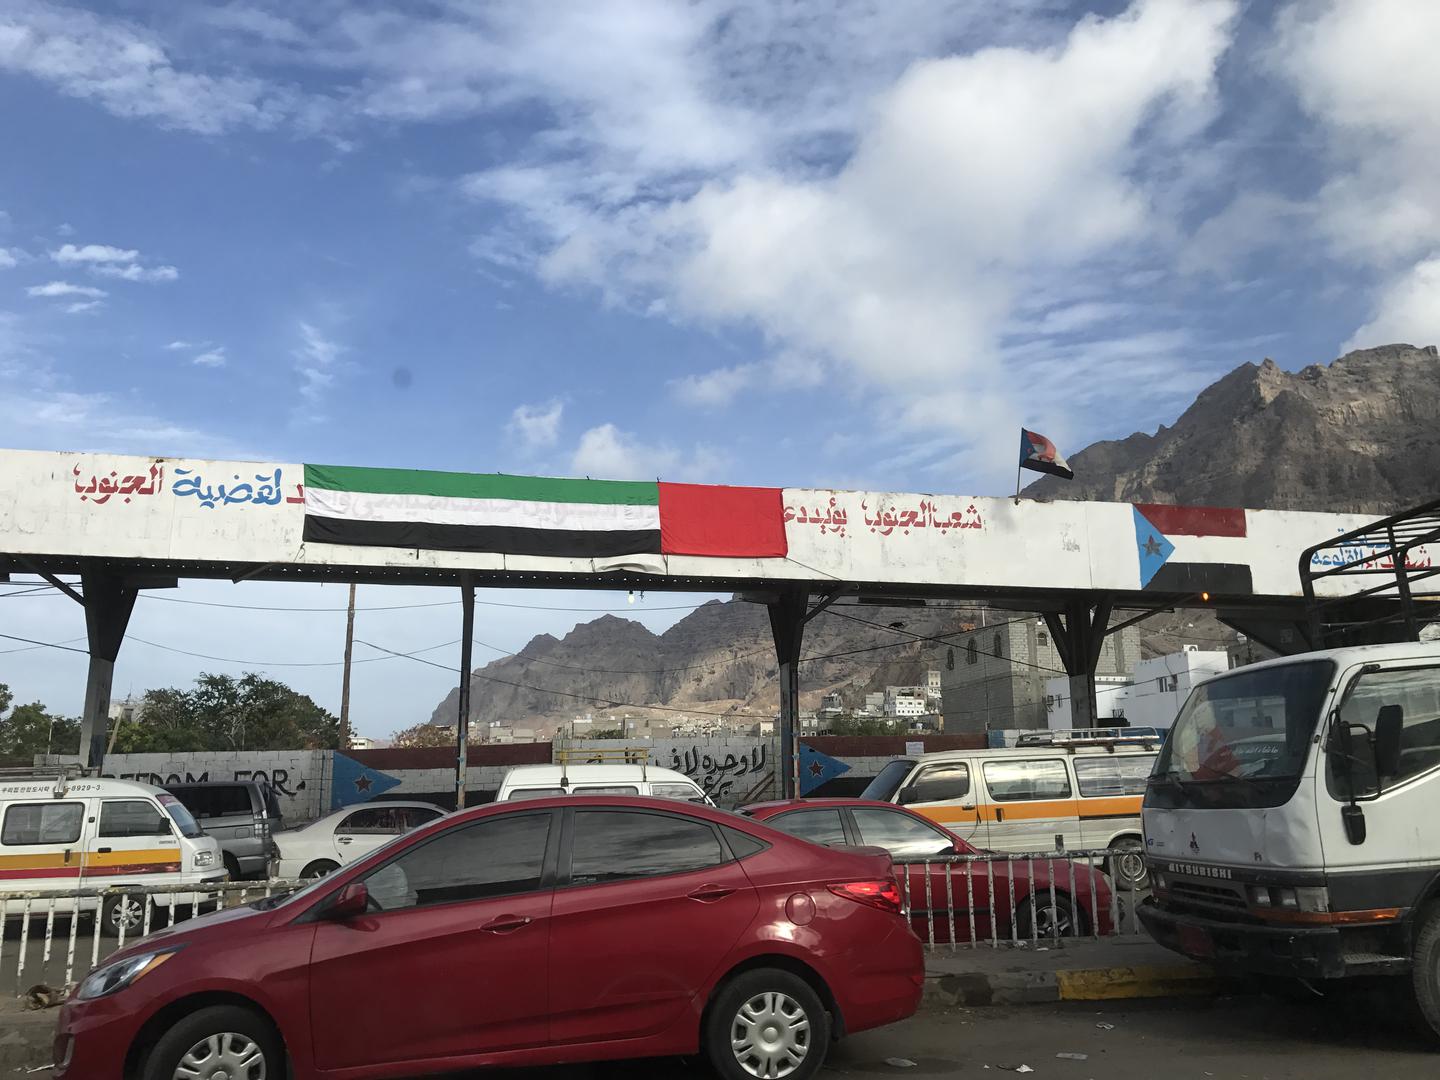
[1055,964,1223,1001]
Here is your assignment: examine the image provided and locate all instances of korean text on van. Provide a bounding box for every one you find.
[0,773,224,936]
[860,732,1160,889]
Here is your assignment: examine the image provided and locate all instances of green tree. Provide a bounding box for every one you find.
[0,685,80,758]
[828,716,899,736]
[111,673,339,753]
[390,722,456,748]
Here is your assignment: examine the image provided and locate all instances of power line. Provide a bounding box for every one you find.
[355,640,749,720]
[0,633,90,656]
[126,635,464,669]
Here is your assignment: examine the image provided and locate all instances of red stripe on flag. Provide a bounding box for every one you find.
[1135,504,1247,538]
[659,483,788,558]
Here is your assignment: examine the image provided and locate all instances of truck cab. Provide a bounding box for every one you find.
[1139,641,1440,1036]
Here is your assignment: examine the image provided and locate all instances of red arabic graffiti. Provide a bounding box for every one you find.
[783,498,985,539]
[72,463,164,505]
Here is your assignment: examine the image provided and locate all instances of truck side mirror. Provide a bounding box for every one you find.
[1374,705,1404,778]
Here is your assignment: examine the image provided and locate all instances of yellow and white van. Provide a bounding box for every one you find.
[860,732,1160,889]
[0,773,224,935]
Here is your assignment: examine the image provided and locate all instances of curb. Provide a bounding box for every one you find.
[924,963,1239,1008]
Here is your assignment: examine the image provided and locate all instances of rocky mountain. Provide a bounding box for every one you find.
[1025,344,1440,514]
[430,600,977,733]
[430,343,1437,732]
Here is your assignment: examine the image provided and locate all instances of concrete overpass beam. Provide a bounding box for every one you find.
[78,572,139,769]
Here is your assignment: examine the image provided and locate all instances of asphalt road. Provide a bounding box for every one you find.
[433,990,1433,1079]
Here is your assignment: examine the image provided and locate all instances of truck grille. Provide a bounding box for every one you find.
[1168,878,1248,915]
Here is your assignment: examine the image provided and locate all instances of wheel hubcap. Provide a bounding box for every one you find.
[1119,852,1145,880]
[173,1032,266,1080]
[731,991,810,1078]
[1034,901,1072,936]
[112,898,143,930]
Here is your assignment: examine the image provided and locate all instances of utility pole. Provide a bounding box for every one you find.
[456,577,475,810]
[339,583,357,751]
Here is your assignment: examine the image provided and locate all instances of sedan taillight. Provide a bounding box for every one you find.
[828,879,902,914]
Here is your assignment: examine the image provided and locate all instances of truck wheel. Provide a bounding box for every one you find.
[1107,838,1149,891]
[1410,901,1440,1043]
[223,853,242,881]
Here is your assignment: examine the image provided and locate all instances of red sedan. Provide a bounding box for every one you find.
[743,799,1115,944]
[54,796,921,1080]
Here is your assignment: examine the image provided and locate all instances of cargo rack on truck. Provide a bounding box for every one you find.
[1300,498,1440,647]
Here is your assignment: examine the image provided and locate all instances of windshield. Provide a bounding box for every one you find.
[157,794,204,839]
[1156,660,1334,783]
[861,760,916,801]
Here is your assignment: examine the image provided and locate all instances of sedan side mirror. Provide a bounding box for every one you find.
[896,787,918,806]
[327,882,369,920]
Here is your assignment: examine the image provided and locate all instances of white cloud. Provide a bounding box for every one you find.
[55,222,73,236]
[293,321,345,406]
[93,263,179,282]
[669,363,759,408]
[507,400,564,450]
[0,2,298,134]
[51,243,137,264]
[1274,0,1440,353]
[165,340,195,350]
[1343,256,1440,353]
[0,248,17,269]
[63,299,103,315]
[192,347,227,368]
[492,0,1237,477]
[571,423,724,482]
[26,280,106,298]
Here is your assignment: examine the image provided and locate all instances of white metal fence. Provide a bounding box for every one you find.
[895,848,1149,950]
[0,880,302,993]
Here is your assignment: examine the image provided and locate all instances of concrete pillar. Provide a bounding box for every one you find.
[78,572,139,769]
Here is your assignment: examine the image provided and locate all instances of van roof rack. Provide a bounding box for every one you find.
[0,763,90,797]
[553,746,651,785]
[1015,728,1161,751]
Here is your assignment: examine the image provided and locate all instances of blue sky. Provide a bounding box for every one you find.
[2,0,1438,739]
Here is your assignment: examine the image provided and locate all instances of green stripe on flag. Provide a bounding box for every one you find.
[304,464,659,506]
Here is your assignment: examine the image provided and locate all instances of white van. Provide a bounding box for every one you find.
[859,732,1160,889]
[496,764,713,804]
[0,773,224,935]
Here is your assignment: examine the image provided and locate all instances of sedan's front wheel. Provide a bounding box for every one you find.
[142,1004,282,1080]
[706,968,831,1080]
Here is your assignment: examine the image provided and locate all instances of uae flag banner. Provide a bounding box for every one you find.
[1018,428,1074,480]
[302,465,787,560]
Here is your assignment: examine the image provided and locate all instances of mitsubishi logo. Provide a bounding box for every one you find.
[1189,832,1200,854]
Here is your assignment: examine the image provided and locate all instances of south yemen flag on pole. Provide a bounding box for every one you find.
[302,465,788,559]
[1019,429,1074,480]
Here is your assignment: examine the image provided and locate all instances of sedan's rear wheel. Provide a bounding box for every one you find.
[1016,894,1087,940]
[299,859,340,880]
[142,1004,281,1080]
[706,968,830,1080]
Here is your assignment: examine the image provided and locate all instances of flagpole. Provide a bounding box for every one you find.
[1014,460,1023,505]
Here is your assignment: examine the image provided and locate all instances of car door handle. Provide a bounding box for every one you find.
[96,847,112,854]
[688,885,735,903]
[995,808,1005,823]
[481,915,533,934]
[336,836,353,845]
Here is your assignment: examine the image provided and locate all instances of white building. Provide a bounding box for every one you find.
[885,690,928,718]
[1044,648,1231,731]
[926,670,942,695]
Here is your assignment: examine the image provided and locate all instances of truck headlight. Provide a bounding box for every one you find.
[194,850,215,868]
[76,950,178,1000]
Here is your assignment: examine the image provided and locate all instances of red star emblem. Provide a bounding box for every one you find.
[809,761,825,777]
[354,774,373,793]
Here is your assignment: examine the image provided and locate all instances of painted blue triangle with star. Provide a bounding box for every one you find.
[798,743,850,795]
[331,752,402,809]
[1133,506,1176,588]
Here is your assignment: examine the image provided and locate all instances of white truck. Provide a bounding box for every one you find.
[1140,501,1440,1040]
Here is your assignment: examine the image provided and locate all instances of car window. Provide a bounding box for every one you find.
[1073,756,1155,798]
[1330,665,1440,797]
[167,786,214,819]
[397,807,443,829]
[851,808,954,858]
[507,788,566,801]
[982,759,1072,802]
[98,799,171,838]
[904,762,970,803]
[651,783,707,802]
[363,813,551,912]
[158,795,204,839]
[213,786,254,817]
[570,811,726,886]
[770,808,847,847]
[339,806,404,834]
[2,802,84,846]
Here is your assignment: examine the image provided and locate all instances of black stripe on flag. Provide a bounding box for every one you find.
[1143,562,1254,594]
[303,516,663,558]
